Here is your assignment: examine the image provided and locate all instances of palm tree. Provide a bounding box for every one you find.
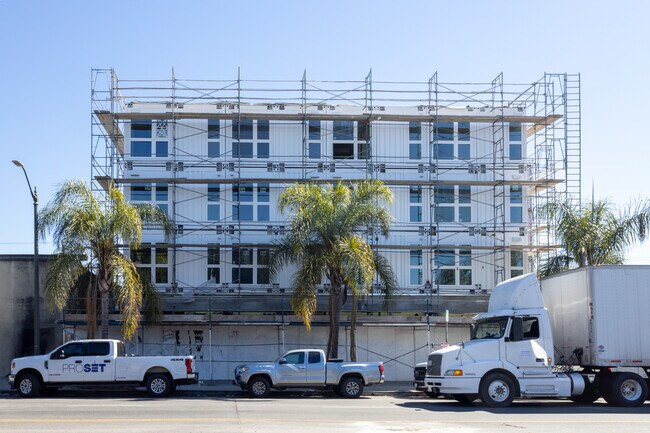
[270,180,398,360]
[39,180,172,340]
[540,198,650,276]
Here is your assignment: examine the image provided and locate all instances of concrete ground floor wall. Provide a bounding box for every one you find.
[0,255,59,376]
[63,318,472,382]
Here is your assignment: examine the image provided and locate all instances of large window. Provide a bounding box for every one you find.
[208,119,220,139]
[131,141,152,157]
[232,247,270,285]
[333,121,354,140]
[433,122,470,160]
[232,183,270,222]
[131,243,168,285]
[131,184,168,214]
[434,185,471,223]
[433,248,472,286]
[231,120,270,158]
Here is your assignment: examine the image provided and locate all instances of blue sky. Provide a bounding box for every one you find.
[1,0,649,262]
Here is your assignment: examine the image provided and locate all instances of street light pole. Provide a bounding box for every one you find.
[12,160,40,355]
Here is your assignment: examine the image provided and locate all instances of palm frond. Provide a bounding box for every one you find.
[43,254,87,310]
[108,252,143,340]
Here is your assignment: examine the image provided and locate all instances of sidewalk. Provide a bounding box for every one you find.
[1,376,418,397]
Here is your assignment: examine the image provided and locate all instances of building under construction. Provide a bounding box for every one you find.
[85,69,581,380]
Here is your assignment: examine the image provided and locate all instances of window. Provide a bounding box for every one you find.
[308,142,321,159]
[357,142,370,159]
[410,250,423,286]
[257,249,270,284]
[232,120,253,140]
[308,351,321,364]
[257,142,269,159]
[510,185,523,223]
[434,248,471,286]
[155,141,168,158]
[409,142,421,160]
[433,249,455,285]
[409,186,422,222]
[333,121,354,140]
[510,251,524,277]
[131,141,152,157]
[357,120,370,141]
[309,120,321,140]
[208,142,220,158]
[232,183,269,222]
[521,317,540,339]
[155,184,168,214]
[131,185,152,201]
[55,342,86,359]
[131,120,152,139]
[434,186,455,223]
[283,352,305,365]
[87,342,110,356]
[208,204,220,221]
[435,186,471,223]
[333,142,354,159]
[207,246,220,283]
[257,120,269,140]
[409,122,422,141]
[233,142,253,158]
[434,122,454,141]
[433,122,472,160]
[208,120,220,139]
[232,247,254,284]
[409,122,422,160]
[132,244,168,286]
[509,123,522,161]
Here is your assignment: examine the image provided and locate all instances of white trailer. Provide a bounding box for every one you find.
[424,267,650,407]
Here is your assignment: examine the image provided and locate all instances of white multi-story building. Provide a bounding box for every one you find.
[91,70,580,313]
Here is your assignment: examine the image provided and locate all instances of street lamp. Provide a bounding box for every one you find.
[12,160,40,355]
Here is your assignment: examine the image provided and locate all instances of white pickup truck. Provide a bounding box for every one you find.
[9,339,198,398]
[234,349,385,398]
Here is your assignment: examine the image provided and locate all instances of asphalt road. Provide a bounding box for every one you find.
[0,390,649,433]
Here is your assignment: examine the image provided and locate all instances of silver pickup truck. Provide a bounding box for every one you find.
[234,349,384,398]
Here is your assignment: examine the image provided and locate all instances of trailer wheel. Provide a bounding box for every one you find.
[146,373,172,398]
[247,376,271,398]
[339,377,364,398]
[16,373,41,398]
[604,372,648,407]
[479,373,515,408]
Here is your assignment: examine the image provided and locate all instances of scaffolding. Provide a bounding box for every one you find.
[90,68,580,314]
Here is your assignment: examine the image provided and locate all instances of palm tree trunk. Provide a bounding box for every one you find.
[350,290,357,362]
[328,283,343,360]
[85,278,97,339]
[99,277,111,339]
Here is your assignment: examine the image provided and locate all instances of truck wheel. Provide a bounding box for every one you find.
[146,373,172,398]
[604,372,648,407]
[16,374,41,398]
[480,373,515,408]
[452,393,478,404]
[247,377,271,398]
[339,377,364,398]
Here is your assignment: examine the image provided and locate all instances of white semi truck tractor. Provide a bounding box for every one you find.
[424,266,650,407]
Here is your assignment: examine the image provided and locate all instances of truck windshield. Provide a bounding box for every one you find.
[471,317,508,340]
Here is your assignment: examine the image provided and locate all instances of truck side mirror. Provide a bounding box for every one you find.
[278,358,287,365]
[510,317,524,342]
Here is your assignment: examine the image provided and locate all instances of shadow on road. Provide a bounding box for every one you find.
[398,399,650,414]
